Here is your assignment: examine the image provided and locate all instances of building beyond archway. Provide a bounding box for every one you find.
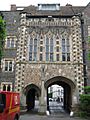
[45,76,76,113]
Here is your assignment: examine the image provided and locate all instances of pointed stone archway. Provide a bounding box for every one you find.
[44,76,76,113]
[23,84,41,111]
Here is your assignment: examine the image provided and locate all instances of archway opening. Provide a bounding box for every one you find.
[48,84,64,113]
[45,76,75,114]
[24,84,40,112]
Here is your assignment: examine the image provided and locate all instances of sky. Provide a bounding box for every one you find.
[0,0,90,11]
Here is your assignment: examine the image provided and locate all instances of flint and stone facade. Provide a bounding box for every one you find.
[0,3,90,112]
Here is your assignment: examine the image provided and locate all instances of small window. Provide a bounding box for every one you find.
[6,37,16,48]
[50,53,53,61]
[56,46,59,52]
[7,85,10,91]
[38,4,60,11]
[4,61,14,72]
[50,46,53,52]
[50,38,53,45]
[7,39,10,48]
[34,45,37,52]
[46,46,49,52]
[56,41,59,44]
[46,53,49,61]
[56,35,59,39]
[40,54,43,61]
[62,54,66,61]
[62,39,65,45]
[40,36,43,39]
[40,46,43,52]
[30,38,33,45]
[40,41,43,44]
[33,53,37,61]
[67,53,70,61]
[9,62,12,71]
[34,39,37,45]
[29,53,32,61]
[67,46,70,52]
[56,54,59,61]
[62,45,66,52]
[3,85,6,91]
[5,61,8,71]
[46,38,49,45]
[66,39,69,45]
[61,38,70,62]
[29,45,33,52]
[11,40,14,48]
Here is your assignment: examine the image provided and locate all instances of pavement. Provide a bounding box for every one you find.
[20,113,89,120]
[20,101,89,120]
[20,110,89,120]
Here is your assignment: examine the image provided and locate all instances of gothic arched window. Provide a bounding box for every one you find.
[29,37,38,61]
[29,37,33,61]
[62,38,70,61]
[46,37,49,61]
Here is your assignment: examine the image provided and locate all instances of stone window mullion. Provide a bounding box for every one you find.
[32,38,34,61]
[8,61,9,71]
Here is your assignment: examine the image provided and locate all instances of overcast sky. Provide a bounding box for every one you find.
[0,0,90,11]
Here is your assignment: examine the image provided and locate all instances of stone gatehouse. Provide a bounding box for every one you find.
[0,3,90,113]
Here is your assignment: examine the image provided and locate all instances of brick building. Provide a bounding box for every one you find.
[0,3,90,113]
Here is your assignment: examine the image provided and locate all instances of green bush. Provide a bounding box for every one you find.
[80,86,90,117]
[80,94,90,111]
[78,111,87,118]
[0,16,6,65]
[84,86,90,93]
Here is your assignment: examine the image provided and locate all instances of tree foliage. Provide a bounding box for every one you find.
[84,86,90,93]
[0,15,6,64]
[79,86,90,117]
[87,36,90,60]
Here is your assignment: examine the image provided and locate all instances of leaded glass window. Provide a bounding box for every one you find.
[29,37,38,61]
[62,38,70,61]
[56,54,60,61]
[40,54,43,61]
[4,61,13,72]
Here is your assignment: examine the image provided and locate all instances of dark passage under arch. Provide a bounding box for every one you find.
[24,84,41,112]
[26,88,36,111]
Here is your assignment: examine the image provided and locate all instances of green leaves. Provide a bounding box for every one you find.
[0,15,6,64]
[88,36,90,43]
[79,86,90,117]
[87,52,90,60]
[84,86,90,93]
[87,36,90,60]
[0,16,6,40]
